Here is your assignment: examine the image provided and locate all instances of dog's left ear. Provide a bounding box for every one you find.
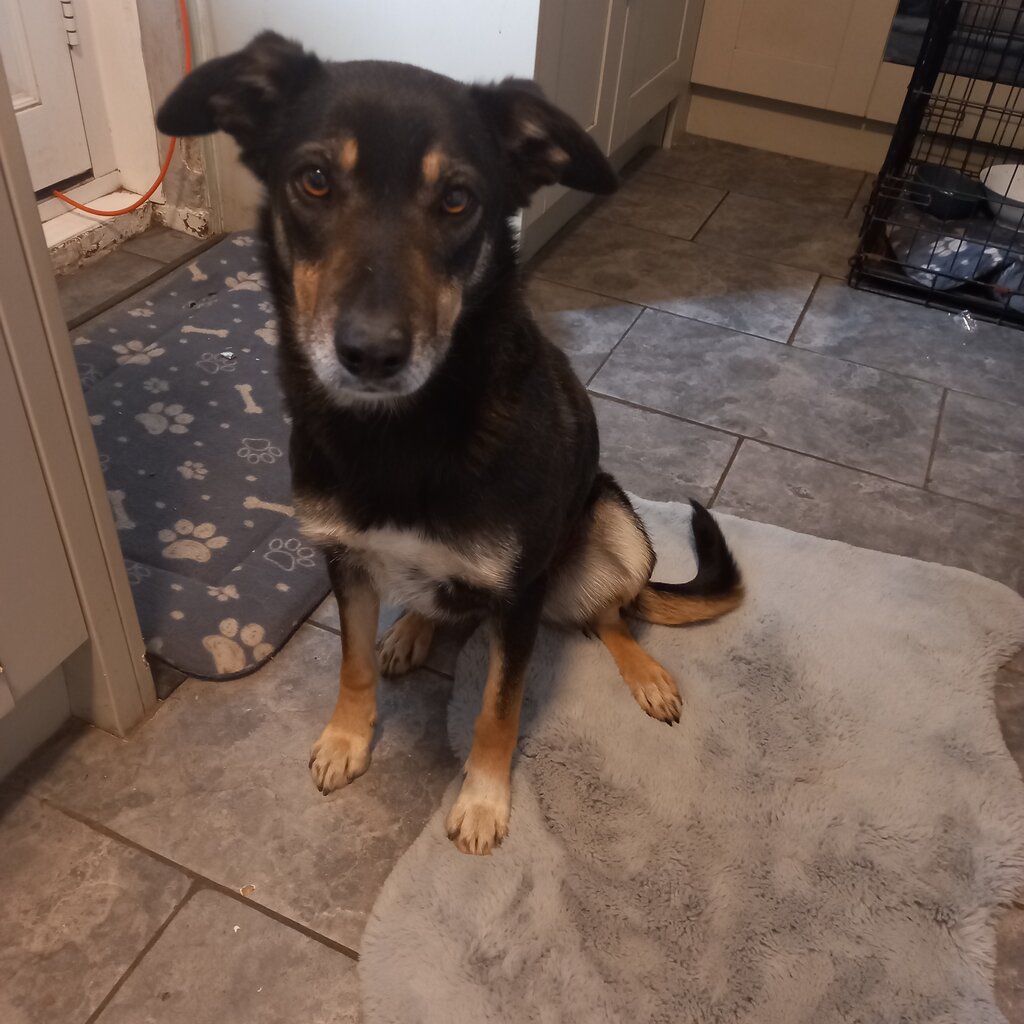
[472,79,617,207]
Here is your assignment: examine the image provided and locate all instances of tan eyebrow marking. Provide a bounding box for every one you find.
[339,137,358,172]
[421,148,445,185]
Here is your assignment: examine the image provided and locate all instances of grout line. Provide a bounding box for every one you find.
[562,215,832,281]
[689,188,730,243]
[581,390,1024,523]
[786,275,821,345]
[708,438,743,509]
[923,389,949,488]
[533,273,1024,414]
[83,880,200,1024]
[530,273,792,347]
[39,796,363,963]
[585,306,645,387]
[640,166,858,216]
[303,613,458,682]
[844,172,869,219]
[306,616,340,638]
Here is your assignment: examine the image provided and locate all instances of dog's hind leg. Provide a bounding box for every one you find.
[545,474,682,723]
[446,579,544,855]
[379,610,435,676]
[595,605,681,724]
[309,553,380,793]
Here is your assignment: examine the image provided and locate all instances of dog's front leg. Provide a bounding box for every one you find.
[446,580,544,855]
[309,552,380,793]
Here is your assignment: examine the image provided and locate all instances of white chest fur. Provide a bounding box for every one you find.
[296,499,518,614]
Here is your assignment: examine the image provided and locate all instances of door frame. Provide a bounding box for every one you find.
[0,66,156,736]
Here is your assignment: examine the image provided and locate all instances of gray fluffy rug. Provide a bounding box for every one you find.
[360,500,1024,1024]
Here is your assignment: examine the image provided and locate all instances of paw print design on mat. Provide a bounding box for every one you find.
[206,584,239,602]
[127,307,154,318]
[196,351,238,374]
[177,460,207,480]
[237,438,282,464]
[225,270,265,291]
[136,402,194,435]
[264,537,316,571]
[255,320,277,346]
[159,520,228,562]
[231,235,255,247]
[78,364,101,387]
[143,377,169,394]
[113,340,165,365]
[202,619,274,674]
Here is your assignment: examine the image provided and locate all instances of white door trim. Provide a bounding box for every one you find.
[0,65,156,737]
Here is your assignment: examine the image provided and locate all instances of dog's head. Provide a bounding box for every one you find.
[158,31,616,406]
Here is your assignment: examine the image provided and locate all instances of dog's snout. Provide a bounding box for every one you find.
[334,314,412,380]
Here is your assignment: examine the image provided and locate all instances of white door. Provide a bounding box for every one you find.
[1,0,91,191]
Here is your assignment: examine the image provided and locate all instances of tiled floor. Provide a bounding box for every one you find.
[5,136,1024,1022]
[57,226,215,327]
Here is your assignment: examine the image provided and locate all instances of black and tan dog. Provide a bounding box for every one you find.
[158,32,742,855]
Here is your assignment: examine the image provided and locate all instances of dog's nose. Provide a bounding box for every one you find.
[334,315,412,380]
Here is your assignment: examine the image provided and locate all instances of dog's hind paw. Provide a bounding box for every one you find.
[308,726,371,794]
[379,611,434,676]
[627,662,682,724]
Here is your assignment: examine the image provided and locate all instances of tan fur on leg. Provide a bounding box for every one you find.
[379,610,435,676]
[446,631,524,855]
[596,605,682,724]
[309,571,380,793]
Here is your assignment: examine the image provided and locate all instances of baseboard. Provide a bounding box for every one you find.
[684,86,894,174]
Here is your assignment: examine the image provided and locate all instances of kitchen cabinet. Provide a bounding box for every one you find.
[524,0,706,252]
[692,0,902,119]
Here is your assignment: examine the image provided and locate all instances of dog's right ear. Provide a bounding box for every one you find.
[156,31,321,178]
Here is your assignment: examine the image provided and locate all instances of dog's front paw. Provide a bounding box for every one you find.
[379,612,434,676]
[445,775,510,856]
[628,662,682,724]
[309,726,371,794]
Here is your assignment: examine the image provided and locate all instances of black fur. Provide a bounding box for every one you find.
[158,34,739,739]
[648,501,742,599]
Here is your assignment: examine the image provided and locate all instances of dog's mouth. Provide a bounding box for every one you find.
[299,323,449,406]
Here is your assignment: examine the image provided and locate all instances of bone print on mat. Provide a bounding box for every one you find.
[71,233,329,680]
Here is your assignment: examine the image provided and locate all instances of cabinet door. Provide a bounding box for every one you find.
[524,0,627,229]
[611,0,702,150]
[0,328,86,710]
[692,0,897,117]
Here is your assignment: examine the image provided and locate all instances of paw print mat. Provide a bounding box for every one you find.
[72,233,330,680]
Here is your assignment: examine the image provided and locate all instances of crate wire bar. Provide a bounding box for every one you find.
[851,0,1024,327]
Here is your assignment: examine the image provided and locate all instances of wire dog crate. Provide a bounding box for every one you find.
[851,0,1024,327]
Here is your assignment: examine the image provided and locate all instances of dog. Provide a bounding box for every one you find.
[158,31,743,855]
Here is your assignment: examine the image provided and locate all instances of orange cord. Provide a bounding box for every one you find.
[51,0,192,216]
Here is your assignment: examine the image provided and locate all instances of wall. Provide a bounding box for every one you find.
[197,0,541,228]
[137,0,211,235]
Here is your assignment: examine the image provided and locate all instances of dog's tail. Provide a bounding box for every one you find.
[631,500,743,626]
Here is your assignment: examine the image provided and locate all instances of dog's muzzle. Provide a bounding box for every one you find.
[333,312,412,381]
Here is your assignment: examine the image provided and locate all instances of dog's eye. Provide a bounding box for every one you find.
[300,168,330,199]
[441,187,471,216]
